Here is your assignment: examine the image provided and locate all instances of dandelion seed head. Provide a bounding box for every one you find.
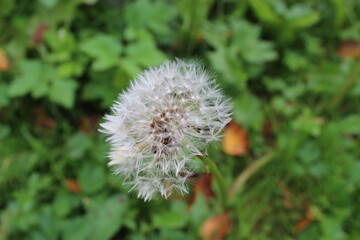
[100,59,232,200]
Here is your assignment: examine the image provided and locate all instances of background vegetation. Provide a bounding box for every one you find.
[1,0,360,239]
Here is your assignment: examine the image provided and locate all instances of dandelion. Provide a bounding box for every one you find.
[100,59,232,201]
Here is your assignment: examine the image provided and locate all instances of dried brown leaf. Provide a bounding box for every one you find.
[200,212,231,240]
[337,41,360,59]
[222,120,248,156]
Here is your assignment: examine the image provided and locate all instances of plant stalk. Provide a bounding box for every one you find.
[198,155,228,208]
[228,150,275,199]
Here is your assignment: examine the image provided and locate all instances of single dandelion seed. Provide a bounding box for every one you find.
[100,59,232,201]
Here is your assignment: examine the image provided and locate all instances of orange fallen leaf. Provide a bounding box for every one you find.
[0,49,10,71]
[188,173,215,206]
[222,120,248,156]
[65,179,82,193]
[337,41,360,59]
[294,204,313,232]
[200,212,231,240]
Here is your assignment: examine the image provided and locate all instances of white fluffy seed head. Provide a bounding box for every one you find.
[100,59,232,201]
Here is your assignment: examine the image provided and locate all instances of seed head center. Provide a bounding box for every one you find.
[149,108,186,154]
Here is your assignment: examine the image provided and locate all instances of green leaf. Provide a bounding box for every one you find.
[38,0,59,8]
[207,48,248,89]
[63,196,127,240]
[38,206,59,240]
[8,60,43,97]
[78,164,106,194]
[125,31,166,66]
[79,34,122,71]
[49,78,78,108]
[189,193,210,227]
[248,0,281,25]
[8,60,78,107]
[233,20,277,63]
[320,217,347,240]
[118,58,142,79]
[233,93,263,131]
[204,19,276,89]
[82,81,118,107]
[330,0,345,28]
[66,132,92,160]
[57,60,84,78]
[152,201,188,229]
[284,50,308,71]
[45,28,76,62]
[298,141,320,164]
[288,11,320,30]
[124,0,177,39]
[332,115,360,134]
[53,191,80,217]
[292,108,322,136]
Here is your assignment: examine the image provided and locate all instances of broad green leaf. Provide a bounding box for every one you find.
[125,31,166,66]
[63,196,127,240]
[49,78,78,108]
[176,0,214,40]
[8,60,43,97]
[189,193,210,227]
[207,48,248,89]
[298,141,321,164]
[78,164,106,194]
[320,217,347,240]
[126,42,166,67]
[330,0,345,28]
[330,115,360,134]
[284,51,308,71]
[118,58,142,79]
[204,19,276,90]
[80,34,122,71]
[8,60,78,108]
[248,0,281,25]
[292,108,323,136]
[45,28,76,62]
[38,0,59,8]
[57,60,84,78]
[66,132,92,160]
[233,93,263,131]
[38,206,59,240]
[288,11,320,30]
[232,20,277,63]
[82,81,118,107]
[124,0,177,39]
[53,191,80,217]
[152,201,188,229]
[0,153,39,184]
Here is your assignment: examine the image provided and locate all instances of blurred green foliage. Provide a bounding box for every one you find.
[1,0,360,239]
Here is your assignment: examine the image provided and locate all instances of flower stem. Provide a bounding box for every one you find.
[198,155,228,208]
[228,150,275,199]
